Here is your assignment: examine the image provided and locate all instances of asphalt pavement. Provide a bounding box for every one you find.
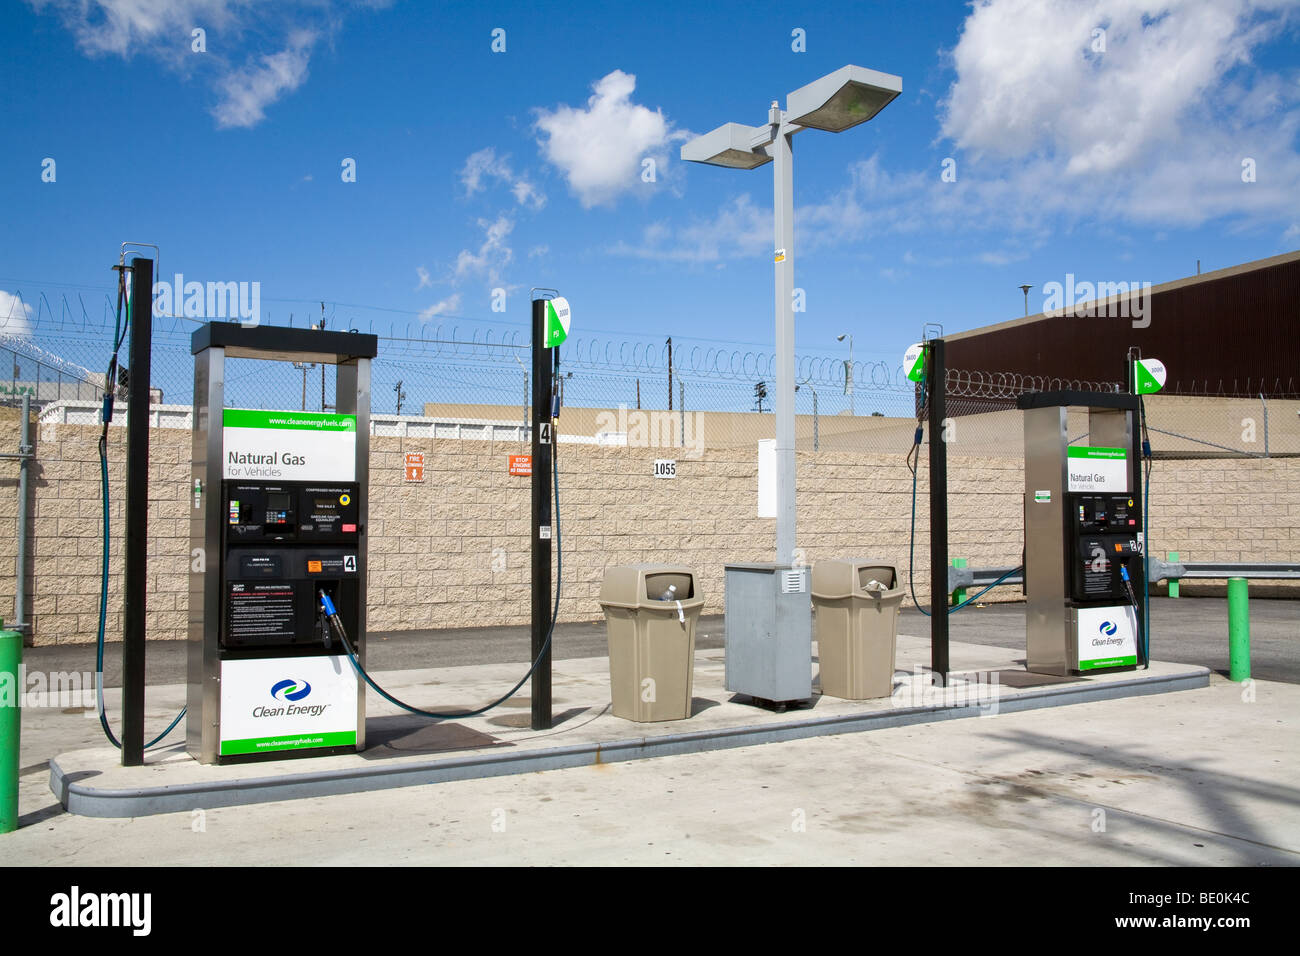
[27,595,1298,686]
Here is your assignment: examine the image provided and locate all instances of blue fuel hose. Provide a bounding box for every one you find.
[322,435,563,720]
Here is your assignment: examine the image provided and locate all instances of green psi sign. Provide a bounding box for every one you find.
[903,343,926,382]
[545,296,571,348]
[1134,357,1166,394]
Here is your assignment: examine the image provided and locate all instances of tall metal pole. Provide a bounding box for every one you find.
[122,257,153,766]
[812,386,818,452]
[513,355,528,437]
[1127,357,1148,666]
[928,337,949,685]
[678,380,685,448]
[772,109,796,566]
[14,394,31,636]
[530,297,553,730]
[847,336,854,416]
[667,337,673,411]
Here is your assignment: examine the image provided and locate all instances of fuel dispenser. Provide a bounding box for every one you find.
[1019,391,1144,675]
[188,322,378,764]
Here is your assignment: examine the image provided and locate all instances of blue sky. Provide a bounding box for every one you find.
[3,0,1299,393]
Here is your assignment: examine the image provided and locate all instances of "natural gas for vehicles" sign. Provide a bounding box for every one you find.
[222,409,356,482]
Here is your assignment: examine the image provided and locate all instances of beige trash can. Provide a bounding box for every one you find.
[811,559,904,700]
[598,564,704,721]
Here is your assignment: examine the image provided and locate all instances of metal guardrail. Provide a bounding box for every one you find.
[1148,560,1300,582]
[951,560,1300,592]
[947,566,1022,592]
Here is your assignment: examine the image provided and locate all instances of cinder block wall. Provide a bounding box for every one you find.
[7,422,1296,644]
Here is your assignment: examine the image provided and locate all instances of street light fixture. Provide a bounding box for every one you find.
[682,65,901,563]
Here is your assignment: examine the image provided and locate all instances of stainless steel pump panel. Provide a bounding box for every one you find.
[188,322,377,765]
[1021,393,1142,676]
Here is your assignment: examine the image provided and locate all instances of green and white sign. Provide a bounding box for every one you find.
[1067,445,1128,493]
[1134,357,1166,394]
[222,409,356,481]
[1077,605,1138,670]
[544,296,571,348]
[904,343,926,383]
[220,655,358,756]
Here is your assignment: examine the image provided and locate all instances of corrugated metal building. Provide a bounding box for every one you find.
[944,250,1300,402]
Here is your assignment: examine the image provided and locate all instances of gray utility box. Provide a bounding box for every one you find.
[724,563,812,705]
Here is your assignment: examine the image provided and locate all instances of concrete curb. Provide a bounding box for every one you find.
[51,665,1209,818]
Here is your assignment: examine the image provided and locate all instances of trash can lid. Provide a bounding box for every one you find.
[811,558,899,599]
[599,564,699,609]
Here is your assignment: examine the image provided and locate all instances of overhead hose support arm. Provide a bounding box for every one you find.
[903,367,1021,616]
[95,262,186,750]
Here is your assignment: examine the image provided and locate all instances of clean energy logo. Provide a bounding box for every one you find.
[271,679,311,702]
[1099,621,1119,636]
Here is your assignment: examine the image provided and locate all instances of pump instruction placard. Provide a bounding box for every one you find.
[220,655,357,756]
[1067,446,1128,493]
[223,409,356,482]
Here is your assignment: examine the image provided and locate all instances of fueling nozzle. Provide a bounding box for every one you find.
[318,589,342,649]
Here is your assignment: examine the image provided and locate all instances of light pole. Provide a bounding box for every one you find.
[683,65,901,563]
[1020,284,1033,317]
[837,332,854,415]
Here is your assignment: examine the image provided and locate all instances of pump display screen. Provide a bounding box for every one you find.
[265,492,291,525]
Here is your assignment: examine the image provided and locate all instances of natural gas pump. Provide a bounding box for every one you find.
[1019,391,1144,675]
[188,323,377,764]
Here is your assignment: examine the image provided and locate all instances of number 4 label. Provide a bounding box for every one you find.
[343,555,357,572]
[539,423,551,444]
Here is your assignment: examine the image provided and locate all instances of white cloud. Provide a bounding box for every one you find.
[535,70,688,208]
[528,244,549,259]
[454,214,514,286]
[28,0,243,60]
[936,0,1300,230]
[212,30,315,129]
[415,267,431,289]
[419,294,461,321]
[460,148,546,210]
[611,194,768,262]
[28,1,371,129]
[0,291,35,337]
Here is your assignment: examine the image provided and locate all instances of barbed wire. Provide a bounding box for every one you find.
[944,368,1123,399]
[0,333,104,387]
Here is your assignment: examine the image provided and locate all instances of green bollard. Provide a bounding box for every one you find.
[1228,577,1250,682]
[951,557,967,606]
[0,627,20,834]
[1167,551,1180,598]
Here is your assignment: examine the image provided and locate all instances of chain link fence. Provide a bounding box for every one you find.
[5,284,1297,459]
